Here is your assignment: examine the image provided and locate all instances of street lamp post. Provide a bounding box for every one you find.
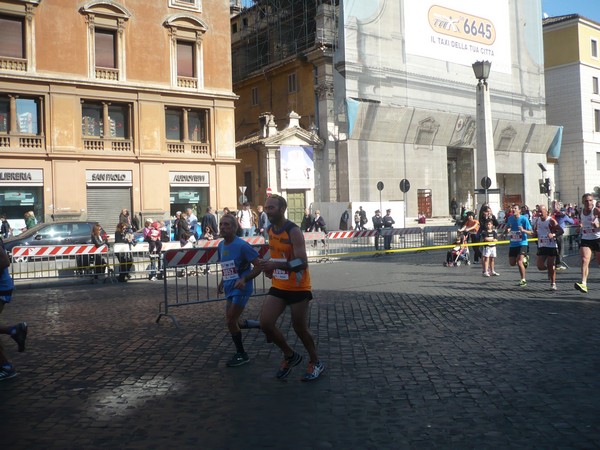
[472,60,500,214]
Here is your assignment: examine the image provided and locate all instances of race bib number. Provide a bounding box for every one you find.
[509,231,522,242]
[272,258,289,280]
[538,237,553,245]
[221,260,239,281]
[582,227,600,234]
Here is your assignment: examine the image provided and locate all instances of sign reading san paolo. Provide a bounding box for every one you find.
[404,0,511,74]
[86,170,132,186]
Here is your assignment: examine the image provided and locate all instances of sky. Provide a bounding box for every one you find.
[542,0,600,22]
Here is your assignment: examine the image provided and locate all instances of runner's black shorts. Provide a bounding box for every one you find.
[579,238,600,252]
[268,287,313,304]
[537,247,558,257]
[508,245,528,258]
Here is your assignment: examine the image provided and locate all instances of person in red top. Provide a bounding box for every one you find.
[258,195,324,381]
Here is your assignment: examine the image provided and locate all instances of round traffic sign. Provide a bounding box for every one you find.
[377,181,384,191]
[238,194,248,204]
[481,176,492,189]
[266,187,272,197]
[399,179,410,193]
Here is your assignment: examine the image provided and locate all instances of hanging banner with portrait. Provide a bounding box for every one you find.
[280,145,314,189]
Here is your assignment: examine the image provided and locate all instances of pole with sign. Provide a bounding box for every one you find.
[238,186,247,205]
[266,187,272,197]
[481,176,491,206]
[399,179,410,227]
[376,181,384,215]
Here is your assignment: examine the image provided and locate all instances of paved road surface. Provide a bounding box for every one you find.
[1,247,599,449]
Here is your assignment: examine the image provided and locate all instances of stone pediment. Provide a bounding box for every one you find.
[236,127,322,149]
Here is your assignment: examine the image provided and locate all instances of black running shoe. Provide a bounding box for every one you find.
[11,322,27,353]
[226,352,249,367]
[0,366,17,381]
[276,351,303,379]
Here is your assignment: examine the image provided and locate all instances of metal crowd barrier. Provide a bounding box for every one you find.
[156,244,271,327]
[8,238,267,283]
[17,224,584,284]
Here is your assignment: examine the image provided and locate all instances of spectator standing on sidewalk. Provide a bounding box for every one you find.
[217,214,263,367]
[353,210,361,231]
[310,210,327,247]
[200,206,218,237]
[258,195,324,381]
[480,219,499,277]
[237,202,254,237]
[382,209,395,250]
[301,208,313,232]
[372,209,383,251]
[257,205,270,241]
[186,208,198,238]
[0,237,27,381]
[459,212,480,262]
[1,215,11,239]
[359,206,368,231]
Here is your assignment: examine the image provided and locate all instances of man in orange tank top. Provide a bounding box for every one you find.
[258,195,324,381]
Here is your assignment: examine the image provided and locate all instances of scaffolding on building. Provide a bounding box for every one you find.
[231,0,338,83]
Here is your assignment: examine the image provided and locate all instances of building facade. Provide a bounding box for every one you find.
[232,0,560,219]
[231,0,337,213]
[0,0,237,233]
[544,14,600,203]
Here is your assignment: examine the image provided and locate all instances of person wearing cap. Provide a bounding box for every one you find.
[372,209,384,251]
[382,209,395,250]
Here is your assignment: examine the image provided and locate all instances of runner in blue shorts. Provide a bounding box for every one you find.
[217,214,262,367]
[504,204,533,287]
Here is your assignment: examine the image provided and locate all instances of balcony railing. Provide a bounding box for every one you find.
[0,56,27,72]
[95,67,119,81]
[167,141,210,155]
[0,134,44,150]
[177,76,198,89]
[83,138,132,152]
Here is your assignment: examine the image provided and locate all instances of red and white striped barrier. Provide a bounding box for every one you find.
[164,247,219,268]
[327,230,376,239]
[181,236,265,249]
[11,244,108,258]
[164,244,270,268]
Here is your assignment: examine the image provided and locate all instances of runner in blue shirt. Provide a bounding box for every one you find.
[504,204,533,287]
[217,214,262,367]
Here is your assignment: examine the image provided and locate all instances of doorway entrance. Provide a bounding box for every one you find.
[417,189,432,218]
[286,190,306,225]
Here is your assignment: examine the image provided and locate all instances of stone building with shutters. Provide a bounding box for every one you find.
[0,0,237,233]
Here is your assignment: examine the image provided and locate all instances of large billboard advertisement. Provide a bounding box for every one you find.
[404,0,511,74]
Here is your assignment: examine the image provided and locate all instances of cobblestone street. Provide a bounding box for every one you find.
[1,249,599,449]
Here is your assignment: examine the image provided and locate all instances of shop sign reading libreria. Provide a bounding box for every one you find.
[0,169,43,186]
[169,171,209,186]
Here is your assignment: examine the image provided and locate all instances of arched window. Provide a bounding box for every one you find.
[80,1,131,81]
[164,15,208,90]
